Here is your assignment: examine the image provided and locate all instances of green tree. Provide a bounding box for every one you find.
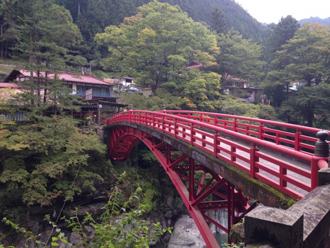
[265,15,300,64]
[279,84,330,127]
[0,115,107,208]
[262,70,290,107]
[8,0,85,114]
[216,30,264,87]
[210,7,227,35]
[266,22,330,126]
[16,0,82,69]
[95,0,219,94]
[275,22,330,86]
[0,0,109,212]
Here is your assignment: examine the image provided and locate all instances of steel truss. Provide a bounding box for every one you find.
[108,126,256,248]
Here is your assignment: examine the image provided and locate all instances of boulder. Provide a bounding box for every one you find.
[168,215,206,248]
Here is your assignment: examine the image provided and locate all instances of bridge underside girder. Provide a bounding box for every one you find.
[109,126,255,247]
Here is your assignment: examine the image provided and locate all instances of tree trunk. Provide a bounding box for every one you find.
[306,110,314,127]
[1,25,3,59]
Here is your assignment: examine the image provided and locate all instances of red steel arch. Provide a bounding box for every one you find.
[108,125,253,248]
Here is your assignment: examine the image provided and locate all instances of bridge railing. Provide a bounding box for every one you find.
[164,110,329,154]
[107,110,329,199]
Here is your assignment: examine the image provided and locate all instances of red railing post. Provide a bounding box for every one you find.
[280,165,287,188]
[250,143,259,178]
[162,114,165,133]
[294,129,301,151]
[233,118,237,132]
[190,123,194,145]
[174,118,177,138]
[259,123,263,140]
[311,156,319,189]
[152,114,155,128]
[231,146,236,162]
[214,131,218,157]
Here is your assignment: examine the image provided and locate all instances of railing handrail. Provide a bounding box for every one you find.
[108,110,315,162]
[163,110,327,134]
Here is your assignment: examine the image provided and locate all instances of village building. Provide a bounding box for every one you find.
[223,74,264,103]
[2,69,127,123]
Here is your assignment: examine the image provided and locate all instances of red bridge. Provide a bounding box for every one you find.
[107,110,329,248]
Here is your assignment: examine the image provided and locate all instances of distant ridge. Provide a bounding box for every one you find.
[299,17,330,25]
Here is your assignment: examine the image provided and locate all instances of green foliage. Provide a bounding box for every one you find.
[221,242,244,248]
[212,95,277,120]
[264,15,300,64]
[279,84,330,127]
[95,0,219,94]
[120,90,184,111]
[210,6,227,35]
[13,0,82,69]
[158,0,268,43]
[274,22,330,87]
[0,115,107,208]
[2,174,170,247]
[266,22,330,127]
[216,30,265,86]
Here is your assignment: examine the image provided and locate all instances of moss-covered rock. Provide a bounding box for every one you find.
[230,222,244,244]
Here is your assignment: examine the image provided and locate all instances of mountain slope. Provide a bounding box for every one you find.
[56,0,268,45]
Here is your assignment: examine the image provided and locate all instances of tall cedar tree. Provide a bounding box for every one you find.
[265,15,300,65]
[210,7,227,35]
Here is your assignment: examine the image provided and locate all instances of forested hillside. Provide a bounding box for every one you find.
[54,0,268,50]
[157,0,269,43]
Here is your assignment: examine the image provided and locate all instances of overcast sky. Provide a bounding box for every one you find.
[237,0,330,24]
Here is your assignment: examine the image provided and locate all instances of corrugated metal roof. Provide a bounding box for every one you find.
[19,70,111,86]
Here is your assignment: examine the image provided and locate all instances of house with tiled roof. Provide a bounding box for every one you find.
[3,70,127,124]
[5,69,117,101]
